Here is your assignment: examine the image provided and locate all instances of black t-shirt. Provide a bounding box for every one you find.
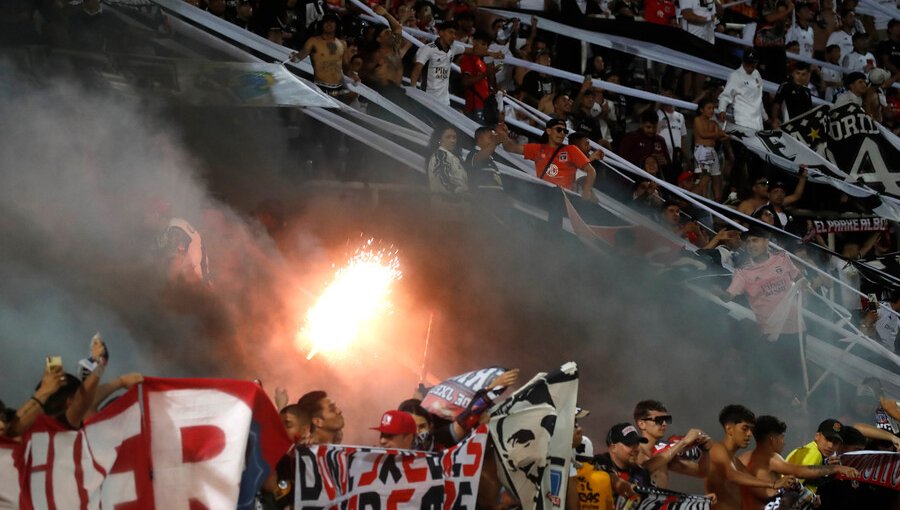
[521,72,555,105]
[464,151,504,191]
[774,81,813,121]
[593,452,652,487]
[876,38,900,70]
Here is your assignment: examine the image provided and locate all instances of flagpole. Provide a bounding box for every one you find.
[419,311,434,386]
[797,287,810,402]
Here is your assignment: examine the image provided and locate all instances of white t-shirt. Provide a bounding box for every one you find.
[786,24,814,59]
[415,40,467,105]
[826,31,854,65]
[841,51,875,74]
[678,0,716,44]
[657,109,686,159]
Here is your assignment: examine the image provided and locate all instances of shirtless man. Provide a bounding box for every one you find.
[633,400,712,489]
[289,12,356,103]
[362,6,411,90]
[705,405,796,510]
[693,98,729,202]
[739,415,858,510]
[737,177,769,216]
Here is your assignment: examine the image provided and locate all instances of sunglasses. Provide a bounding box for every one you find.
[641,415,673,425]
[754,180,769,187]
[550,126,567,133]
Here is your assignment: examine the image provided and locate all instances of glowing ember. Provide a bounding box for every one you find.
[297,240,402,360]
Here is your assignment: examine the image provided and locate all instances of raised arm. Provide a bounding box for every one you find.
[783,166,807,207]
[496,122,525,154]
[6,365,66,437]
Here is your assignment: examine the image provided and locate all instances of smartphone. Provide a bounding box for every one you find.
[46,356,62,369]
[868,293,879,312]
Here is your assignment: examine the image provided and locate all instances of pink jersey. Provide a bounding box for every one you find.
[727,251,802,335]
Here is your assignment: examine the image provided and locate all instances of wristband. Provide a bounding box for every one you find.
[31,397,45,411]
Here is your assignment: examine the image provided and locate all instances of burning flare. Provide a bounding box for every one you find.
[297,240,402,360]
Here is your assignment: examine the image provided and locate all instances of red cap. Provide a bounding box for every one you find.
[371,410,416,435]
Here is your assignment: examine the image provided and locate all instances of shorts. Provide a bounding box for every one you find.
[316,81,351,100]
[693,144,721,176]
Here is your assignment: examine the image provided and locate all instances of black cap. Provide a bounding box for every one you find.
[816,419,844,443]
[606,423,649,446]
[769,181,786,192]
[742,225,771,240]
[545,117,567,131]
[742,49,760,64]
[844,71,868,87]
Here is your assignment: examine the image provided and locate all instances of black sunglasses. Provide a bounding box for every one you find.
[641,415,673,425]
[550,126,567,133]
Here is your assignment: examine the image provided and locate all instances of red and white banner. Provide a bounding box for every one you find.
[295,426,489,509]
[840,451,900,492]
[2,377,291,510]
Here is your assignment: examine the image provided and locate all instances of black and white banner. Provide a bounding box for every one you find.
[782,104,900,198]
[489,362,579,510]
[616,486,712,510]
[726,124,900,221]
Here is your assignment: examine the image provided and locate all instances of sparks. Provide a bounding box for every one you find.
[297,239,402,360]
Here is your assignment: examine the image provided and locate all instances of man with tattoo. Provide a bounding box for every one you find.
[289,12,356,103]
[362,6,410,91]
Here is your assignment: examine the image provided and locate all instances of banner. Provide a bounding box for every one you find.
[422,367,507,420]
[782,104,900,198]
[840,450,900,491]
[0,438,20,510]
[3,378,291,510]
[726,124,900,221]
[616,486,712,510]
[294,425,488,508]
[811,217,890,234]
[490,362,579,509]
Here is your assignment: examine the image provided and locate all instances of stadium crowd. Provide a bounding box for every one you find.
[2,336,900,509]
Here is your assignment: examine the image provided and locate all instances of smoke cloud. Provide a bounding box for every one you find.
[0,59,827,472]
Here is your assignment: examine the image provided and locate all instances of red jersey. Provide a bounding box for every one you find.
[523,143,590,190]
[459,54,489,112]
[644,0,676,25]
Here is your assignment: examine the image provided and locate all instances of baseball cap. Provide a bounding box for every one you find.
[816,419,844,443]
[742,49,760,64]
[371,410,416,435]
[606,423,649,446]
[769,181,786,192]
[844,71,868,87]
[545,117,567,131]
[742,225,771,240]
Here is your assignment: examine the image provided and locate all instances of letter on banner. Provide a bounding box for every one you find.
[148,389,252,509]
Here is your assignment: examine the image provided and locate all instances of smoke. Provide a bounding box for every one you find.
[0,59,829,468]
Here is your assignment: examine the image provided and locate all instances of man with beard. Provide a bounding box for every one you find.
[740,416,857,509]
[705,405,796,510]
[594,423,652,487]
[296,390,344,444]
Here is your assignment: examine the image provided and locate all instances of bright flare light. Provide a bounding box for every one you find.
[297,240,402,360]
